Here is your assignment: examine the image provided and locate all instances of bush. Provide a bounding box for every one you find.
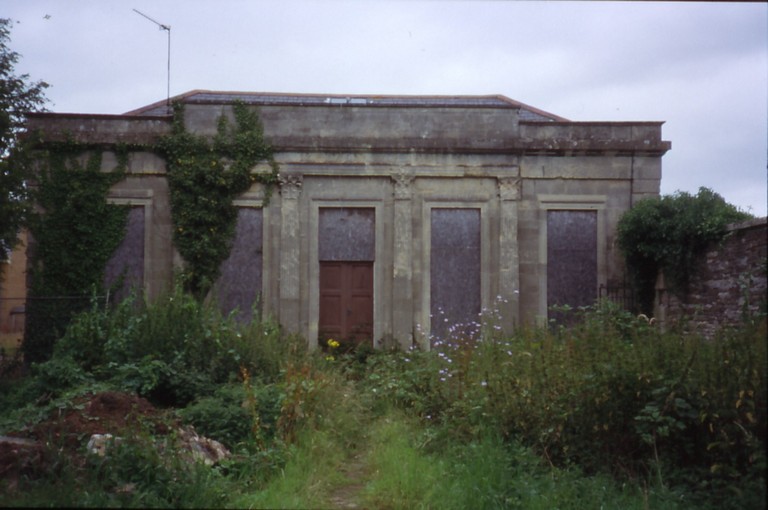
[617,187,751,314]
[180,384,252,448]
[42,286,291,407]
[29,355,92,399]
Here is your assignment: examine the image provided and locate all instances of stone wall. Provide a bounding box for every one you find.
[655,217,767,336]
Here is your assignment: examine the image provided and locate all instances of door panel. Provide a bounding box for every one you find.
[319,261,373,347]
[320,264,342,289]
[350,263,373,289]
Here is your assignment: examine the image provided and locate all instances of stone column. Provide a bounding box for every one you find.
[392,171,414,348]
[279,173,303,333]
[498,175,521,331]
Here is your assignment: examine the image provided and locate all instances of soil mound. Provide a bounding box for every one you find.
[28,390,171,446]
[0,390,176,490]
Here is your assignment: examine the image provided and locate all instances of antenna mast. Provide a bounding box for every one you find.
[133,8,171,112]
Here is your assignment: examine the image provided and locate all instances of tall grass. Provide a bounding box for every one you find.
[233,361,367,508]
[360,413,444,508]
[1,294,764,508]
[360,301,766,508]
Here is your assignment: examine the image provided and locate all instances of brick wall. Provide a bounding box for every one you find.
[655,218,767,336]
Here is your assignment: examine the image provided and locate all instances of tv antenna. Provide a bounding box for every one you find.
[133,8,171,112]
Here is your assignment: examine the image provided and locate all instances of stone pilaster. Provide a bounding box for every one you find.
[279,173,303,332]
[498,175,521,330]
[392,171,414,347]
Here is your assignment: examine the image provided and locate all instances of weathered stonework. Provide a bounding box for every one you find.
[656,218,767,337]
[25,90,670,348]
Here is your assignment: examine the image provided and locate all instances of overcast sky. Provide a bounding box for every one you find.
[5,0,767,216]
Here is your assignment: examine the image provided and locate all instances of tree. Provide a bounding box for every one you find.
[617,187,752,314]
[0,18,48,260]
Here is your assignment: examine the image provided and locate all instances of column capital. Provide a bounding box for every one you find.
[498,176,521,201]
[392,171,415,200]
[279,173,303,200]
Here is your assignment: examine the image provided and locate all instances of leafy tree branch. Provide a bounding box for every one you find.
[0,17,48,260]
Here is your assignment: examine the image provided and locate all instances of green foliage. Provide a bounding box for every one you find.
[46,287,287,406]
[617,187,751,313]
[360,413,444,508]
[424,434,686,510]
[181,384,260,449]
[158,102,278,299]
[29,354,92,397]
[22,149,128,363]
[29,147,128,291]
[357,302,766,508]
[2,296,765,508]
[0,18,49,260]
[236,427,345,509]
[277,359,363,447]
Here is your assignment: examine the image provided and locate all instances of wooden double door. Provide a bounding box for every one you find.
[319,261,373,347]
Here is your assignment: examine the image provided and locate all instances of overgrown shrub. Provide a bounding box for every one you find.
[39,286,289,406]
[617,187,751,313]
[29,355,92,398]
[181,384,252,448]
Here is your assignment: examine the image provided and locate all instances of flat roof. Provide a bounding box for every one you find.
[125,89,568,121]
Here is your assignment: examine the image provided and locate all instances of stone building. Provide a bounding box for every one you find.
[25,90,670,349]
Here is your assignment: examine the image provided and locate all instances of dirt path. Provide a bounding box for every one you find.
[326,451,370,509]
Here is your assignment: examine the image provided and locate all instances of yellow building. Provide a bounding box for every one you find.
[0,230,28,355]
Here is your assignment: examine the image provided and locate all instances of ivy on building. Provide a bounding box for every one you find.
[617,187,752,315]
[158,101,278,300]
[23,146,129,363]
[21,103,278,360]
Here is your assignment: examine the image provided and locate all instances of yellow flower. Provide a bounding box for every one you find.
[327,339,340,349]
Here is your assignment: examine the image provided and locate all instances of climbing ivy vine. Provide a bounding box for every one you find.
[21,102,278,360]
[158,102,278,299]
[24,146,129,363]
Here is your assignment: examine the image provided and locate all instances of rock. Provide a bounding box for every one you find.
[85,427,229,466]
[0,436,37,447]
[177,426,230,466]
[86,433,122,456]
